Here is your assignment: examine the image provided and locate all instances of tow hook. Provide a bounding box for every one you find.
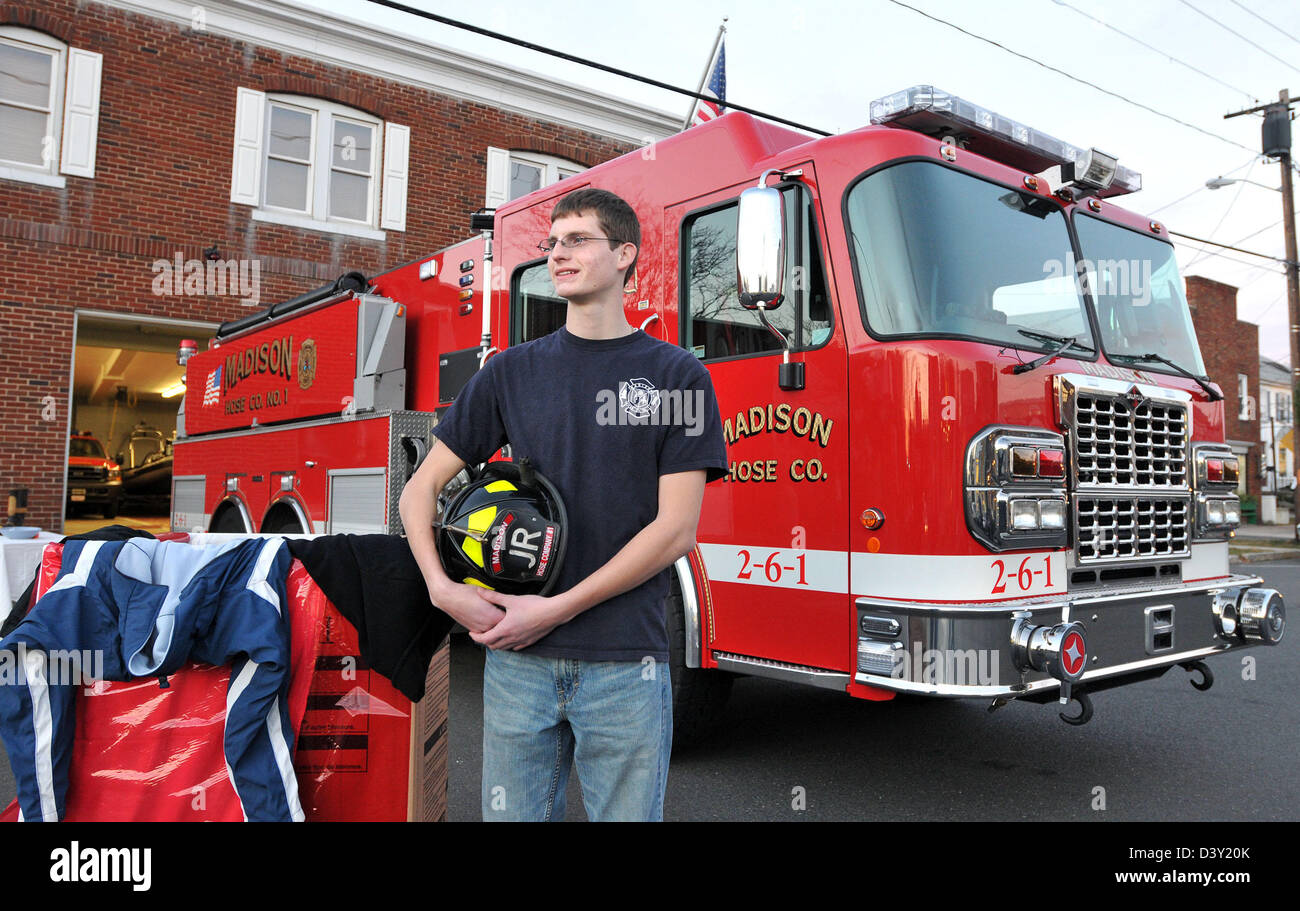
[1059,687,1092,726]
[1182,659,1214,691]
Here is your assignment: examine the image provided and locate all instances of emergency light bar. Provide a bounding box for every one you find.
[869,86,1142,198]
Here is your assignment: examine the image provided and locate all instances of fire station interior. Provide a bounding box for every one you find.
[66,314,216,535]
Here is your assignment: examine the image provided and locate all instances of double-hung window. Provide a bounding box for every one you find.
[0,27,102,187]
[231,89,409,236]
[484,147,582,208]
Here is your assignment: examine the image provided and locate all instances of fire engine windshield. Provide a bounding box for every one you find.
[1073,214,1206,376]
[846,161,1095,354]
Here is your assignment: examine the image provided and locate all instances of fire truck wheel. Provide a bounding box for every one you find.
[668,579,732,750]
[102,499,118,519]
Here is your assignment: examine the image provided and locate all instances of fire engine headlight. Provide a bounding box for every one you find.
[1010,499,1039,529]
[965,426,1069,552]
[1194,493,1241,540]
[1039,499,1067,530]
[107,467,121,482]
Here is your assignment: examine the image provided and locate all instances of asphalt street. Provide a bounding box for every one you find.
[2,562,1296,822]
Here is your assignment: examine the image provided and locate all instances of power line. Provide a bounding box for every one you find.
[1235,266,1283,291]
[359,0,832,135]
[1050,0,1256,101]
[1233,219,1286,245]
[885,0,1258,154]
[1228,0,1300,48]
[1254,290,1288,321]
[1170,229,1289,264]
[1178,246,1284,273]
[1179,0,1300,78]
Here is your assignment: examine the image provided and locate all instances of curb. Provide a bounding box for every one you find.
[1230,548,1300,564]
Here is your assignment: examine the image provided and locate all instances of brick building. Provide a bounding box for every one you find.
[0,0,677,530]
[1185,275,1259,501]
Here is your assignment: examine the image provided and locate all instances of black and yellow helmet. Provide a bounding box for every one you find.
[435,459,568,596]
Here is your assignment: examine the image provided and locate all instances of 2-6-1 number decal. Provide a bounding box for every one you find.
[733,548,810,585]
[989,555,1055,595]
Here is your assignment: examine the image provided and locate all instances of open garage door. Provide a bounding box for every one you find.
[67,311,217,534]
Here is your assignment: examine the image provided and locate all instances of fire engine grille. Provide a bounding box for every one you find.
[68,466,107,483]
[1073,393,1188,488]
[1074,496,1190,563]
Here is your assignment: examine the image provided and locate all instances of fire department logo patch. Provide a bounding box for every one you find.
[619,377,661,420]
[298,338,317,390]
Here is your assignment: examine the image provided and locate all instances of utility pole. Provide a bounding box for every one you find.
[1225,90,1299,530]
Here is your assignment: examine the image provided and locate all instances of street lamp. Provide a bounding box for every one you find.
[1205,176,1282,192]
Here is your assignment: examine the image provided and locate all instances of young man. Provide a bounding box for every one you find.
[399,187,727,821]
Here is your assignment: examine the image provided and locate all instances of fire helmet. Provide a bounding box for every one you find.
[435,459,568,596]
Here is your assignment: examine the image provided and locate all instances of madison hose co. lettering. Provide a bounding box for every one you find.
[223,337,295,394]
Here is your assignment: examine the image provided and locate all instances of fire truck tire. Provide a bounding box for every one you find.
[261,503,305,534]
[102,500,118,519]
[668,580,732,749]
[210,504,248,533]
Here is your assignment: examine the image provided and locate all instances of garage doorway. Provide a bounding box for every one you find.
[66,311,217,534]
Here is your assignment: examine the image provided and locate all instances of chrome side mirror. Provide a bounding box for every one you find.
[736,181,785,311]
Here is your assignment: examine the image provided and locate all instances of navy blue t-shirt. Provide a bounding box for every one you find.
[431,326,728,661]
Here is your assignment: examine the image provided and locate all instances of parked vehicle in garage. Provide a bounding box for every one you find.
[66,432,122,518]
[117,423,174,512]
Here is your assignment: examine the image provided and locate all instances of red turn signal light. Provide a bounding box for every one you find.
[1207,459,1224,483]
[860,508,885,530]
[1038,448,1065,478]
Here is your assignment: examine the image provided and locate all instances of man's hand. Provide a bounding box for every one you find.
[469,590,569,650]
[431,579,506,634]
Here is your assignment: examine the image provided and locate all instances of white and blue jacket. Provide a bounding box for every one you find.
[0,537,303,822]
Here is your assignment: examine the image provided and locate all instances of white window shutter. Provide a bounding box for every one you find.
[230,87,266,206]
[380,122,410,232]
[60,48,102,178]
[485,146,510,209]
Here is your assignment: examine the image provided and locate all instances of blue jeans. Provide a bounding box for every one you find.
[480,647,672,822]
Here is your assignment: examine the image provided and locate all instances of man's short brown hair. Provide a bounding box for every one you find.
[551,188,640,284]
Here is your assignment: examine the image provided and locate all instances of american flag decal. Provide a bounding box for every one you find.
[203,366,222,406]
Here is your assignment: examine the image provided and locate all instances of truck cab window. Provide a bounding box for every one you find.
[682,186,832,361]
[510,259,567,345]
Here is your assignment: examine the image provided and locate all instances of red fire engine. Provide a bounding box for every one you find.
[174,86,1285,738]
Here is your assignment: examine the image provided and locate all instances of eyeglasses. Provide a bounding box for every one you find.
[537,235,625,254]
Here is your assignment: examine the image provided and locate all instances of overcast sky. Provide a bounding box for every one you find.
[299,0,1300,364]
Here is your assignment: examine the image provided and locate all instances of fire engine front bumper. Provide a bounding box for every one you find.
[853,575,1285,699]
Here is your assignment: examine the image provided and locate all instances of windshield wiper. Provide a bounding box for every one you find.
[1012,330,1093,375]
[1108,352,1223,401]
